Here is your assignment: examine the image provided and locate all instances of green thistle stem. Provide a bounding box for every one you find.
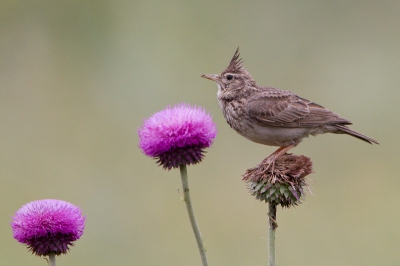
[49,252,56,266]
[268,202,277,266]
[179,164,208,266]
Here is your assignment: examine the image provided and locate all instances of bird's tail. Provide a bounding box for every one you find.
[333,124,379,144]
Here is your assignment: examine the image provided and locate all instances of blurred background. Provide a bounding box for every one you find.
[1,0,399,265]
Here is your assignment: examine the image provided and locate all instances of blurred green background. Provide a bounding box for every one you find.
[1,0,399,265]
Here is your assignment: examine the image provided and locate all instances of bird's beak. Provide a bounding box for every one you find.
[201,74,219,82]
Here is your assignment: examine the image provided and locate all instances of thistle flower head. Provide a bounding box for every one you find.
[138,103,217,169]
[243,154,313,207]
[11,199,85,256]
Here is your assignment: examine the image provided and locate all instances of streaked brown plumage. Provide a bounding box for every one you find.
[202,48,378,165]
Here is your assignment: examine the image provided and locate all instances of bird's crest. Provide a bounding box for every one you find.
[229,48,243,69]
[225,47,247,74]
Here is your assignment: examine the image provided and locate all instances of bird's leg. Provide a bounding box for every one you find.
[272,144,297,161]
[264,144,297,172]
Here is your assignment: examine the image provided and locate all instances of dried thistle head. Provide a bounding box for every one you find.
[243,153,313,207]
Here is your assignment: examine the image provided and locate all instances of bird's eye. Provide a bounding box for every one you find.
[226,75,233,80]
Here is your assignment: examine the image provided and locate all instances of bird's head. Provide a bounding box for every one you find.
[201,48,256,95]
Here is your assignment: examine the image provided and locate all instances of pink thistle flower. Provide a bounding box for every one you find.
[139,103,217,169]
[11,199,85,256]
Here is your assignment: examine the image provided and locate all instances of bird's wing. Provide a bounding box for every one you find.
[246,88,351,128]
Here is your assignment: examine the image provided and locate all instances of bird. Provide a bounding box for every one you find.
[201,48,379,167]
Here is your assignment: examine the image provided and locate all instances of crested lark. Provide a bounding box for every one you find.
[202,48,378,166]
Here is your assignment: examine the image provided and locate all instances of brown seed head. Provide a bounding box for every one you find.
[243,153,313,207]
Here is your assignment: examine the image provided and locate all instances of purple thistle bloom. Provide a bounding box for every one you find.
[11,199,85,256]
[139,103,217,169]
